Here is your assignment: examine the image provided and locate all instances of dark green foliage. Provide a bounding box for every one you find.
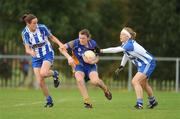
[127,0,180,57]
[0,0,179,56]
[0,0,179,82]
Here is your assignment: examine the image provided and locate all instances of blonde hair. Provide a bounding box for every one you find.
[123,27,136,39]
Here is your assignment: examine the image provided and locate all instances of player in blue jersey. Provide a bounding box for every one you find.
[101,27,158,109]
[59,29,112,108]
[21,13,64,107]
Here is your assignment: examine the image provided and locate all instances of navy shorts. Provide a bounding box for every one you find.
[32,52,54,68]
[138,60,156,78]
[75,64,97,82]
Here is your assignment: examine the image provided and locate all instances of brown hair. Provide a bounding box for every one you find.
[21,13,37,24]
[123,27,136,39]
[79,29,91,38]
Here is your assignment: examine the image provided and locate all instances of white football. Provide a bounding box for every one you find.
[83,50,96,61]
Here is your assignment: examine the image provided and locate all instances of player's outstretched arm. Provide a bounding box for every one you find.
[101,46,124,53]
[49,35,64,48]
[58,46,75,68]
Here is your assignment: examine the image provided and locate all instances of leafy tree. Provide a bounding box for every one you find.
[127,0,180,57]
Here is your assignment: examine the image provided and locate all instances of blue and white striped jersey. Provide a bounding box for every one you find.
[102,39,155,67]
[21,24,53,58]
[121,39,154,67]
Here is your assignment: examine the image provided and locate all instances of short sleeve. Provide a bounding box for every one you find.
[122,40,134,51]
[40,24,52,37]
[66,40,76,50]
[21,32,30,45]
[89,39,97,48]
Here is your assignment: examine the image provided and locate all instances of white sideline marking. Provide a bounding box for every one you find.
[13,99,66,107]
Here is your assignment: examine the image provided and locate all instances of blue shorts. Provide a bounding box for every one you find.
[75,64,97,82]
[138,60,156,78]
[32,52,54,68]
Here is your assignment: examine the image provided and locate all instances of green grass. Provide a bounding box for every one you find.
[0,88,180,119]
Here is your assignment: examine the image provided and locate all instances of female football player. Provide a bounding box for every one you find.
[21,13,64,107]
[101,27,158,109]
[59,29,112,108]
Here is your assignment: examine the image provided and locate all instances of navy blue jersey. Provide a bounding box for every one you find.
[66,39,97,66]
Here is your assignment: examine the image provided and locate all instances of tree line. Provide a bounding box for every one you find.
[0,0,179,57]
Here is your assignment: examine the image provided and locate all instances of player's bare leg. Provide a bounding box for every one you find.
[34,68,53,107]
[89,71,112,100]
[141,79,158,109]
[40,61,60,88]
[131,72,147,109]
[75,71,92,108]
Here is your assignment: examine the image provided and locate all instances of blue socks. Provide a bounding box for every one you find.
[46,96,53,103]
[135,97,156,108]
[137,98,143,106]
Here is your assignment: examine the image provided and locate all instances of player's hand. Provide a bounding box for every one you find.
[94,46,100,54]
[87,59,95,64]
[30,50,36,57]
[115,66,124,75]
[89,46,100,55]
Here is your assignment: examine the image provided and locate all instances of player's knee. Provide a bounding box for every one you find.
[131,80,139,86]
[76,78,84,84]
[40,70,48,78]
[90,79,99,85]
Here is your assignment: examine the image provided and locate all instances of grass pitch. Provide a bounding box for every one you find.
[0,87,180,119]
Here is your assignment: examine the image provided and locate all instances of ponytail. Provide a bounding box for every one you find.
[20,13,37,24]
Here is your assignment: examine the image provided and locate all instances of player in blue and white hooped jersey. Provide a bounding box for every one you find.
[59,29,112,108]
[21,13,64,108]
[101,27,158,109]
